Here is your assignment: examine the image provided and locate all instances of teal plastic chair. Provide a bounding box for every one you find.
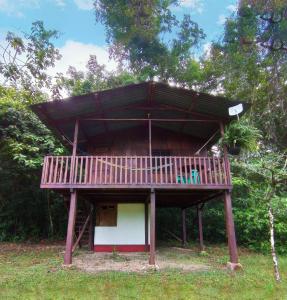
[177,169,200,184]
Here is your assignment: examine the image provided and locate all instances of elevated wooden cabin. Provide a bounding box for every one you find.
[32,81,249,268]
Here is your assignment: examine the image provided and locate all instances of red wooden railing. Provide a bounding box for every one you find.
[41,155,231,187]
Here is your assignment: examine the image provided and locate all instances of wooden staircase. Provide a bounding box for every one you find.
[71,200,94,252]
[75,209,90,248]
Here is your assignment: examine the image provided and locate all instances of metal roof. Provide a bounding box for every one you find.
[31,81,250,148]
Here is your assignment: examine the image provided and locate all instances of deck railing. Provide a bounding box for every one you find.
[41,155,231,188]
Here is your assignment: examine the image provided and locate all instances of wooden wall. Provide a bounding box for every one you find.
[87,125,207,156]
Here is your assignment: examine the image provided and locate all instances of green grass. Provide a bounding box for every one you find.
[0,243,287,300]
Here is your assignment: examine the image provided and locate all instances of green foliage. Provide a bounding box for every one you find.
[94,0,205,82]
[0,85,66,240]
[221,119,261,151]
[0,21,61,93]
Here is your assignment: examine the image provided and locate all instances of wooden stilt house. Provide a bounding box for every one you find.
[31,81,249,268]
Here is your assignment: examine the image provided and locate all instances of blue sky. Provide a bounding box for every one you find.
[0,0,238,74]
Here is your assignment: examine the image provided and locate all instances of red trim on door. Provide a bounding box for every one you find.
[94,245,150,252]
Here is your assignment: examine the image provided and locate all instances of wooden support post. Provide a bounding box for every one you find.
[197,205,204,251]
[145,200,149,251]
[149,189,156,265]
[64,190,78,265]
[89,204,94,251]
[181,208,187,248]
[70,119,79,184]
[224,191,241,270]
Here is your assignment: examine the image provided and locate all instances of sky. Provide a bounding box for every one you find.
[0,0,238,75]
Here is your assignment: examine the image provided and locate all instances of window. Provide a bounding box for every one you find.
[96,205,117,226]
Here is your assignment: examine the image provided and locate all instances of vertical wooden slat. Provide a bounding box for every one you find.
[125,156,128,184]
[129,157,133,184]
[198,157,202,185]
[135,157,138,184]
[48,157,54,184]
[64,157,69,183]
[119,157,123,184]
[208,157,213,184]
[174,157,178,184]
[74,157,79,183]
[140,157,143,184]
[115,157,118,184]
[89,156,93,184]
[84,157,88,184]
[213,157,218,185]
[99,156,103,184]
[145,156,148,184]
[79,157,83,184]
[109,157,113,184]
[165,156,168,184]
[169,156,173,184]
[184,157,187,185]
[217,157,222,184]
[104,156,108,184]
[203,157,208,185]
[59,157,64,183]
[155,156,158,184]
[222,158,227,185]
[179,157,183,184]
[160,156,163,184]
[94,157,98,184]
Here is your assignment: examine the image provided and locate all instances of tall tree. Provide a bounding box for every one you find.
[94,0,205,84]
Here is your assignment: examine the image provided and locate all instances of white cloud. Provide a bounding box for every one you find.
[74,0,94,10]
[0,0,39,17]
[178,0,204,13]
[54,0,66,7]
[227,4,237,13]
[217,14,227,25]
[48,40,117,76]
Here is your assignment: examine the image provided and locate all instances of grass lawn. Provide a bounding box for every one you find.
[0,242,286,300]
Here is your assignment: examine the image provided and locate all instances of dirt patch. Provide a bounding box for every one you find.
[73,249,210,273]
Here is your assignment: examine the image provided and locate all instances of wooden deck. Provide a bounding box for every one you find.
[41,155,231,190]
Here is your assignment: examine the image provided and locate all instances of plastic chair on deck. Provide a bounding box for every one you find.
[176,169,200,184]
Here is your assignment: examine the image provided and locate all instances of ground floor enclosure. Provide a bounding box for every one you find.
[61,188,241,270]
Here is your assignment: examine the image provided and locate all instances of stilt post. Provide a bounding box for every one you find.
[88,204,94,251]
[224,191,241,269]
[181,208,187,247]
[197,205,204,251]
[64,190,78,265]
[145,199,149,251]
[149,189,156,265]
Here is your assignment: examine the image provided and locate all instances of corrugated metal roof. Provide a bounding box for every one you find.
[31,81,250,148]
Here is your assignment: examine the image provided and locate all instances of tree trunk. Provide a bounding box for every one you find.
[47,190,54,237]
[268,204,280,282]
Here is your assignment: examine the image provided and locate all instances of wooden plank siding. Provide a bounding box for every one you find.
[41,155,231,189]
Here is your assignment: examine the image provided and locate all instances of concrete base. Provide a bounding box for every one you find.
[226,262,243,271]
